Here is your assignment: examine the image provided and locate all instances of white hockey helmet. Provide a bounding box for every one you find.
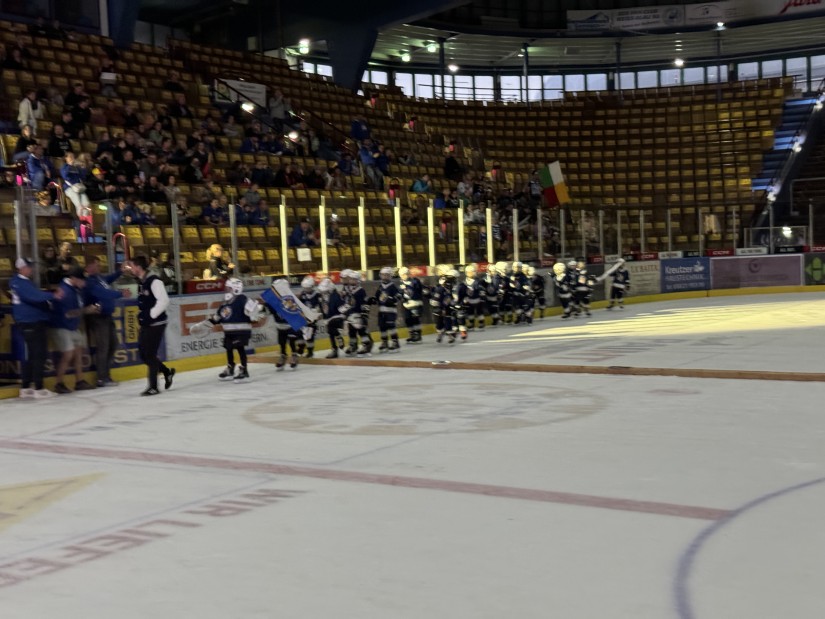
[224,277,243,301]
[567,260,577,269]
[524,265,536,277]
[553,263,566,277]
[512,261,523,273]
[398,266,410,280]
[318,278,335,294]
[487,264,497,276]
[379,266,393,282]
[495,261,508,274]
[350,270,363,282]
[464,263,478,278]
[301,275,316,290]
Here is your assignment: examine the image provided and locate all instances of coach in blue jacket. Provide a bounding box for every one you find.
[9,258,63,398]
[84,255,131,387]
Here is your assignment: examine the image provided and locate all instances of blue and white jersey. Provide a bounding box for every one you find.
[464,277,485,304]
[210,294,252,333]
[399,277,423,308]
[376,282,401,313]
[611,268,630,290]
[299,289,322,313]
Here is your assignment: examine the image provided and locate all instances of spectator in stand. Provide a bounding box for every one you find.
[8,34,33,61]
[315,131,341,162]
[243,183,262,207]
[359,138,383,189]
[164,174,182,205]
[163,70,185,93]
[225,161,248,185]
[61,152,91,220]
[94,130,115,158]
[328,166,347,191]
[147,120,166,145]
[68,97,92,138]
[205,244,234,279]
[410,174,434,193]
[191,140,212,171]
[41,245,62,287]
[248,199,270,226]
[222,115,241,138]
[117,149,139,180]
[351,116,371,142]
[29,16,50,37]
[156,104,173,132]
[397,151,417,166]
[139,152,162,180]
[143,175,168,204]
[444,152,463,182]
[122,103,140,130]
[182,158,203,184]
[121,199,144,225]
[50,267,97,394]
[27,144,53,190]
[250,160,274,186]
[64,83,87,109]
[84,256,129,387]
[84,166,117,203]
[338,152,354,177]
[268,88,292,132]
[326,216,344,247]
[375,144,390,179]
[289,218,317,248]
[200,198,225,225]
[10,258,64,399]
[18,90,44,134]
[13,124,37,162]
[168,92,193,118]
[177,196,198,225]
[140,203,156,224]
[47,124,73,158]
[239,135,259,154]
[305,167,326,190]
[3,47,26,70]
[98,56,118,98]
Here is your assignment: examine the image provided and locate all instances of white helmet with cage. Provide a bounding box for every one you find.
[398,266,410,280]
[379,266,393,282]
[318,278,335,295]
[300,276,316,291]
[224,277,243,301]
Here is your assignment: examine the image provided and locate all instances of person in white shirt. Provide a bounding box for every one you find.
[17,90,44,135]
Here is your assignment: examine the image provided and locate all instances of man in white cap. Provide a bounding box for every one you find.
[9,258,63,398]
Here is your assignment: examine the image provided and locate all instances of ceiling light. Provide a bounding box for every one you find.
[298,38,310,54]
[401,52,411,62]
[674,58,685,67]
[427,43,438,53]
[448,64,459,72]
[241,102,255,113]
[717,22,725,29]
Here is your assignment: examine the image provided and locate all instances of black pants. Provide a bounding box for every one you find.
[138,324,170,390]
[19,321,49,390]
[87,315,118,382]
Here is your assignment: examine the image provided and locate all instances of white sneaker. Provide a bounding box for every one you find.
[18,388,35,399]
[33,389,55,399]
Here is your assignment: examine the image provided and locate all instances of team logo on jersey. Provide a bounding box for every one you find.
[280,295,299,313]
[219,306,233,320]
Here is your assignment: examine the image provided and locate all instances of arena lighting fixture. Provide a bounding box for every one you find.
[448,63,459,72]
[427,42,438,53]
[716,22,726,30]
[767,191,777,202]
[401,52,411,62]
[97,204,108,211]
[783,226,793,237]
[674,58,685,67]
[288,130,299,141]
[241,101,255,113]
[298,38,310,54]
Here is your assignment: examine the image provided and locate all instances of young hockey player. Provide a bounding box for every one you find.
[495,261,514,324]
[483,264,500,326]
[375,266,402,352]
[553,262,574,319]
[340,269,373,357]
[607,262,631,310]
[430,265,455,344]
[193,277,259,383]
[453,267,469,340]
[319,277,347,359]
[462,263,486,331]
[297,275,321,357]
[398,266,424,344]
[573,259,597,317]
[525,265,546,321]
[509,261,529,324]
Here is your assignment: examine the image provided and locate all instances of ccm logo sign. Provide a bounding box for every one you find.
[184,280,225,294]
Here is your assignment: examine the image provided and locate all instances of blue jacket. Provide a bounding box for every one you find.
[60,163,87,188]
[9,274,55,323]
[83,272,123,316]
[27,152,51,177]
[359,145,376,167]
[51,279,84,330]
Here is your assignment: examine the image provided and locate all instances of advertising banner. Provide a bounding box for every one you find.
[568,1,740,31]
[165,292,278,361]
[661,258,711,293]
[711,255,803,289]
[213,78,267,109]
[803,253,825,285]
[614,260,661,297]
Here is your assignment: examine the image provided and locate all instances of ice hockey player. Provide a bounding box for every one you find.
[494,261,513,324]
[525,265,546,321]
[196,277,259,383]
[452,267,469,340]
[462,263,486,331]
[430,264,456,344]
[509,261,529,324]
[483,264,500,326]
[269,306,300,370]
[573,259,597,317]
[554,262,575,319]
[341,269,373,357]
[607,262,631,310]
[297,275,321,357]
[318,277,347,359]
[398,266,424,344]
[375,266,402,352]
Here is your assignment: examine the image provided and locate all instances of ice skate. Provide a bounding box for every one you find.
[219,364,235,381]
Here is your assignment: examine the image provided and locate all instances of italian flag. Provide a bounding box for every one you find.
[538,161,570,207]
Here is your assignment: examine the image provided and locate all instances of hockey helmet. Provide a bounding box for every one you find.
[350,270,363,282]
[224,277,243,301]
[511,261,523,273]
[379,266,393,282]
[464,263,478,278]
[566,260,577,270]
[317,278,335,294]
[576,259,586,271]
[398,266,410,281]
[524,265,536,277]
[553,263,566,277]
[487,264,497,276]
[435,263,453,277]
[495,261,508,275]
[300,275,316,290]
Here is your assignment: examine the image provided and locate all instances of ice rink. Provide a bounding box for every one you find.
[2,291,825,618]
